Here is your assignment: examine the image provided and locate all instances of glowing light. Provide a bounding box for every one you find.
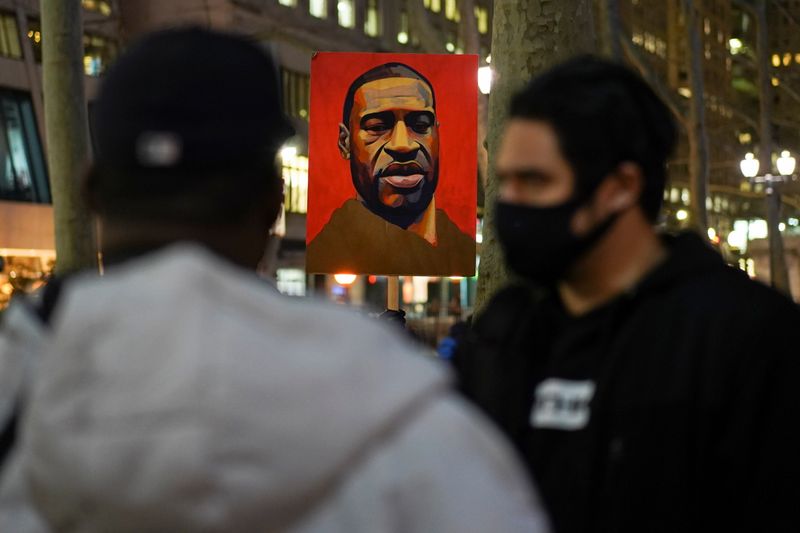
[779,222,787,232]
[337,0,354,27]
[729,38,743,54]
[749,219,768,239]
[280,145,297,160]
[707,228,717,240]
[740,152,759,178]
[485,54,491,64]
[478,66,493,95]
[397,31,409,44]
[676,209,689,221]
[777,150,796,176]
[678,87,692,98]
[334,273,357,285]
[728,229,747,250]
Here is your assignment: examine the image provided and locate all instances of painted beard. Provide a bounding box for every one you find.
[352,157,439,230]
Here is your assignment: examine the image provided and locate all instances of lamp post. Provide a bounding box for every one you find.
[739,150,796,294]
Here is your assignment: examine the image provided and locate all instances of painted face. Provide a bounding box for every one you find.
[347,77,439,228]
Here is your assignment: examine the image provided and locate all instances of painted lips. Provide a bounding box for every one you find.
[382,173,425,188]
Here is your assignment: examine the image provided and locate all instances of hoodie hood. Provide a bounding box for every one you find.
[633,231,728,297]
[20,245,448,532]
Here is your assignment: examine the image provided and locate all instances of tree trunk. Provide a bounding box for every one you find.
[41,0,97,274]
[600,0,623,60]
[458,0,489,191]
[684,0,709,232]
[755,0,790,294]
[475,0,597,314]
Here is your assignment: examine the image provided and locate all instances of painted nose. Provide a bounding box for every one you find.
[385,121,417,159]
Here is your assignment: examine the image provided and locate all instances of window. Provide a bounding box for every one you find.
[310,0,327,18]
[81,0,112,16]
[277,269,307,297]
[281,150,309,214]
[281,68,310,120]
[397,10,409,44]
[83,33,117,76]
[338,0,355,27]
[0,11,22,59]
[445,0,459,21]
[26,20,41,62]
[28,20,116,73]
[425,0,442,13]
[0,90,49,203]
[364,0,381,37]
[474,6,489,34]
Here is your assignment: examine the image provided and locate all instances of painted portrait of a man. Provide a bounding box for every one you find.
[306,55,476,276]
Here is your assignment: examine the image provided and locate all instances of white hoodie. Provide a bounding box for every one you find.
[1,245,548,532]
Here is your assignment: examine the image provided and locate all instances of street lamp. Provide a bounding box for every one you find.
[740,152,759,179]
[776,150,796,177]
[334,273,357,286]
[739,150,795,293]
[740,150,796,190]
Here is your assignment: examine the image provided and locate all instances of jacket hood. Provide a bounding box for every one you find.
[633,231,728,297]
[20,245,448,532]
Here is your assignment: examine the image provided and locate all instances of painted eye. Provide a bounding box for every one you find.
[411,122,431,134]
[409,116,432,134]
[363,120,390,134]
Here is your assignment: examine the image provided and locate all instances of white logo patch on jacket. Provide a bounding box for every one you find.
[530,378,596,431]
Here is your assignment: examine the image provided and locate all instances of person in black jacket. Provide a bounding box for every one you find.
[456,55,800,533]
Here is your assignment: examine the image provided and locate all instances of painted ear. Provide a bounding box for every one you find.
[338,123,351,160]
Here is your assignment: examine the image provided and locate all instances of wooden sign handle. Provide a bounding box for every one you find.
[387,276,400,311]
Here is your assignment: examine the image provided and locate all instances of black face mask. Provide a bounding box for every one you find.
[494,197,619,287]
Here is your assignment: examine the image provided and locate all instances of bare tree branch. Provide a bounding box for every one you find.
[620,34,687,126]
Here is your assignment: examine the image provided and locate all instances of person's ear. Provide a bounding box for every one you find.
[338,123,351,160]
[595,161,643,217]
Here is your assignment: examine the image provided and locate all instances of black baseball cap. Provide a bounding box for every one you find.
[92,27,294,175]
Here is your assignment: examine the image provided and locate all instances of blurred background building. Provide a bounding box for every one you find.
[2,0,800,342]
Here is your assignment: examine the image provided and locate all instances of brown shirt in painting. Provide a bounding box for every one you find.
[306,199,475,276]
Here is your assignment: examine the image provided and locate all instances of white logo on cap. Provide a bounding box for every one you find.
[136,131,182,167]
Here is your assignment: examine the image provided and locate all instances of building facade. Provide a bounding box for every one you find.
[0,0,491,322]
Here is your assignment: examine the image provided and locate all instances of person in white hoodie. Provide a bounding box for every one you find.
[0,28,549,532]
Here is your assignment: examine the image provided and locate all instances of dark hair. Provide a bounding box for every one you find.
[509,55,677,221]
[89,27,289,225]
[342,62,436,126]
[87,156,282,225]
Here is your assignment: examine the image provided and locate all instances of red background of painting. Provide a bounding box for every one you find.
[306,52,478,244]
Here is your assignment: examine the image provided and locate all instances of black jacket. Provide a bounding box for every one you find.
[456,233,800,533]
